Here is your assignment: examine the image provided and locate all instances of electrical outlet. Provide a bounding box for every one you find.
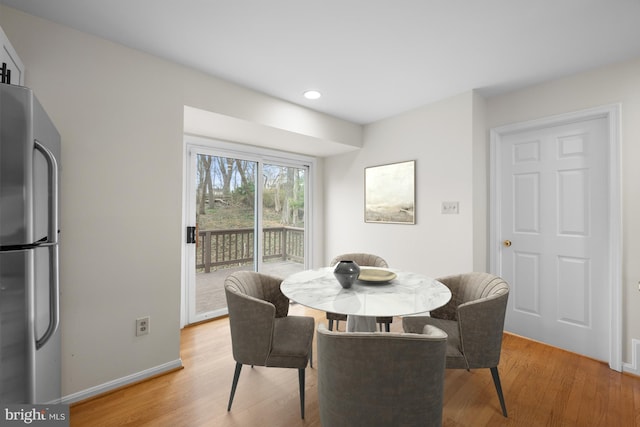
[136,316,150,336]
[441,201,459,214]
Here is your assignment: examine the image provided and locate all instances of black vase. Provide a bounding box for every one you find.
[333,260,360,289]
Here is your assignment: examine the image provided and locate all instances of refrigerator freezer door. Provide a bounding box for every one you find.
[0,246,58,404]
[0,83,60,248]
[0,251,29,403]
[0,84,33,246]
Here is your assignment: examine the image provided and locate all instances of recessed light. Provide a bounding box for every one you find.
[303,90,322,100]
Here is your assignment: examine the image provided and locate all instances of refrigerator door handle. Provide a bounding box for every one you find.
[34,140,60,349]
[36,245,59,350]
[34,140,59,245]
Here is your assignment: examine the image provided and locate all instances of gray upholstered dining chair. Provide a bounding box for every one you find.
[317,323,448,427]
[224,271,315,419]
[403,272,510,417]
[327,253,393,332]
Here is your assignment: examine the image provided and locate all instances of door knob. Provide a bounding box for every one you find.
[503,240,512,247]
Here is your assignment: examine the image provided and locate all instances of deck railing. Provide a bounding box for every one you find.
[196,226,304,272]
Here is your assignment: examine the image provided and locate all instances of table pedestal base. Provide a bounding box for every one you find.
[346,315,377,332]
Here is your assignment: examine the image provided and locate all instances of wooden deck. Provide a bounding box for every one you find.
[196,261,305,314]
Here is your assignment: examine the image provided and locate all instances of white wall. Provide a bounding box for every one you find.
[0,6,359,400]
[486,57,640,365]
[324,91,482,275]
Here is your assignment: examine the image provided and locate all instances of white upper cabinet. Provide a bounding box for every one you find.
[0,24,24,86]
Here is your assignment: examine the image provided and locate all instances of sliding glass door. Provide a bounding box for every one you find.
[260,163,307,277]
[184,141,310,324]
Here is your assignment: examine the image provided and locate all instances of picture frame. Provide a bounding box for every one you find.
[364,160,415,224]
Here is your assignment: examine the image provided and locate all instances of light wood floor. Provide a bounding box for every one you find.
[71,304,640,426]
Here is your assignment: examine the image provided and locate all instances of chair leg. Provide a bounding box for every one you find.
[328,319,334,331]
[490,367,508,417]
[377,320,391,332]
[298,368,305,419]
[227,362,243,411]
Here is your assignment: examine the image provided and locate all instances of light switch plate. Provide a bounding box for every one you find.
[441,201,459,214]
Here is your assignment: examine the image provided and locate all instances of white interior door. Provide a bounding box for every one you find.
[493,113,616,363]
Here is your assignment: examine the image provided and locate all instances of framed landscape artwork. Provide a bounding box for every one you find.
[365,160,415,224]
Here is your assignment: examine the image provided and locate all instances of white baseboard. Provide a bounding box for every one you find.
[622,339,640,377]
[61,358,183,404]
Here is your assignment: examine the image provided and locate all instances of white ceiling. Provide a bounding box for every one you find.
[3,0,640,124]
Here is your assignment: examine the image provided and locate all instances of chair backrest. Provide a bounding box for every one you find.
[430,272,508,320]
[317,324,447,427]
[432,272,510,369]
[224,271,289,366]
[225,271,290,317]
[329,253,388,268]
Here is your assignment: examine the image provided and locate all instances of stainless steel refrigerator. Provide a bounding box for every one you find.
[0,82,61,403]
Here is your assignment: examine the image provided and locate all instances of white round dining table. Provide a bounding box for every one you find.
[280,267,452,332]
